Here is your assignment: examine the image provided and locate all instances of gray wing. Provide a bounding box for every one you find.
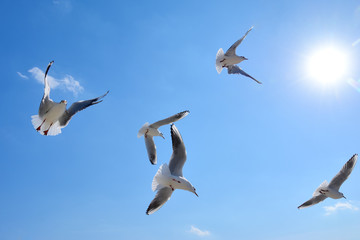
[39,61,56,117]
[168,124,186,176]
[225,26,253,56]
[59,91,109,127]
[149,110,189,129]
[227,65,262,84]
[146,186,173,215]
[145,136,157,165]
[298,194,328,209]
[328,154,358,191]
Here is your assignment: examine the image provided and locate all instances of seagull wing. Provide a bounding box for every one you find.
[225,26,253,56]
[145,136,157,165]
[149,110,189,129]
[146,186,173,215]
[298,195,328,209]
[58,91,109,127]
[168,124,186,176]
[328,154,358,191]
[39,61,56,117]
[227,65,262,84]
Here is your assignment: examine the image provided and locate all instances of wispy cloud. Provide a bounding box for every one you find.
[53,0,72,13]
[323,202,359,215]
[17,72,29,79]
[28,67,84,96]
[189,225,210,237]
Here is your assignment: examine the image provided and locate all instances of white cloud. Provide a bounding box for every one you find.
[189,225,210,237]
[323,202,359,215]
[53,0,72,13]
[17,72,29,79]
[28,67,83,96]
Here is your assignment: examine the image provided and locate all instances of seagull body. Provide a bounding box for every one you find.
[146,124,197,215]
[138,110,189,165]
[298,154,358,209]
[31,61,109,136]
[215,26,262,84]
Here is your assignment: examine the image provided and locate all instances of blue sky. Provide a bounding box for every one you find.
[1,0,360,239]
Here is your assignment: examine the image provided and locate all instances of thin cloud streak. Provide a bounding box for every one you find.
[17,72,29,79]
[28,67,84,96]
[323,202,359,215]
[189,225,210,237]
[53,0,72,13]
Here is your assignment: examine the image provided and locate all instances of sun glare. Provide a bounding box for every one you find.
[306,46,348,85]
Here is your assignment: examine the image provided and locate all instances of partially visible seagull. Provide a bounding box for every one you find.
[298,154,358,209]
[215,26,262,84]
[31,61,109,136]
[146,124,198,215]
[138,110,189,165]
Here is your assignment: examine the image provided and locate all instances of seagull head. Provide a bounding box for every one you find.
[240,56,248,61]
[181,178,198,197]
[60,100,67,105]
[159,132,165,139]
[193,187,198,197]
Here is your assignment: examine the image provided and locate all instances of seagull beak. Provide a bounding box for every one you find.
[244,57,248,60]
[343,196,347,199]
[161,135,165,139]
[194,192,198,197]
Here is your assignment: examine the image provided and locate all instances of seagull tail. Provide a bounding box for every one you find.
[215,48,225,74]
[137,122,150,138]
[152,163,171,192]
[312,180,329,197]
[31,115,44,132]
[46,121,62,136]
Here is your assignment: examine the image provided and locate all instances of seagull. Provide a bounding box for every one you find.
[298,154,358,209]
[31,61,109,136]
[138,110,189,165]
[146,124,198,215]
[215,26,262,84]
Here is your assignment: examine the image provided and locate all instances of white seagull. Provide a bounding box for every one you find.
[31,61,109,136]
[298,154,358,209]
[146,124,198,215]
[215,26,262,84]
[138,110,189,165]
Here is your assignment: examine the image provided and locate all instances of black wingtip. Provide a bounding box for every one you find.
[101,90,110,98]
[45,61,54,78]
[150,156,156,165]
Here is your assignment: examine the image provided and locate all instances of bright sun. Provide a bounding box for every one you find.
[306,46,348,85]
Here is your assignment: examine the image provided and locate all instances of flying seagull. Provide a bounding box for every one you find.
[146,124,198,215]
[138,110,189,165]
[298,154,358,209]
[215,26,262,84]
[31,61,109,136]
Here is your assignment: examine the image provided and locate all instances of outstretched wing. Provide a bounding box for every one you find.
[227,65,262,84]
[298,195,328,209]
[328,154,358,191]
[145,136,157,165]
[39,61,56,117]
[58,91,109,127]
[168,124,186,176]
[225,26,253,56]
[146,186,173,215]
[149,110,190,129]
